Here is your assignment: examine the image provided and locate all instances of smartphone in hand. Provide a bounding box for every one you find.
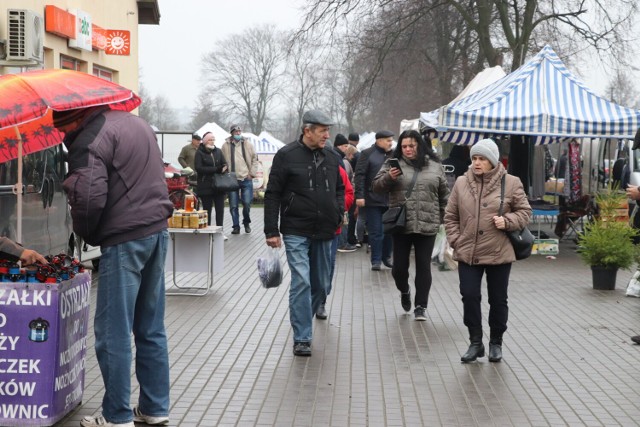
[389,158,403,174]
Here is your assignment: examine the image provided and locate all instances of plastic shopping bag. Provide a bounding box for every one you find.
[257,247,283,289]
[432,225,446,263]
[443,240,458,271]
[626,270,640,297]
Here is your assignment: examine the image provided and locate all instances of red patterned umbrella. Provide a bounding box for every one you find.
[0,69,141,243]
[0,68,141,163]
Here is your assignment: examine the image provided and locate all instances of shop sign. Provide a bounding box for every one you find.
[67,9,92,52]
[106,30,131,56]
[44,5,75,39]
[92,25,108,51]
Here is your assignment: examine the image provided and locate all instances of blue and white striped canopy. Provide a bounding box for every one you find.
[254,137,283,154]
[437,45,640,145]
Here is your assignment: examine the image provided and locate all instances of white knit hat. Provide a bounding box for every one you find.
[469,138,499,167]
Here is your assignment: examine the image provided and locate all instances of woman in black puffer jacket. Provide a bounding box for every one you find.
[195,132,228,226]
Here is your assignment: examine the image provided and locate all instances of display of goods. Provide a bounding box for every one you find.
[0,253,85,284]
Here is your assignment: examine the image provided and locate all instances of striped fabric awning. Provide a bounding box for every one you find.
[437,45,640,145]
[254,137,283,154]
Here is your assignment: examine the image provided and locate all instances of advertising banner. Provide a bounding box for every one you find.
[0,273,91,426]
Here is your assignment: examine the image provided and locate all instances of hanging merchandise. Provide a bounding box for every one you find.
[566,139,582,203]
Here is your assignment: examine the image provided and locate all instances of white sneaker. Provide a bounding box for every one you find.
[80,415,133,427]
[133,407,169,425]
[223,234,229,241]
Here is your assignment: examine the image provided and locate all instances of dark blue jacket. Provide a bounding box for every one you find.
[354,144,391,207]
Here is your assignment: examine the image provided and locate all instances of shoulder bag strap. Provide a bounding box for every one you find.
[498,174,505,216]
[230,144,236,172]
[241,140,248,165]
[404,167,419,200]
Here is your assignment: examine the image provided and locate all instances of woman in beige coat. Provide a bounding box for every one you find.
[444,138,531,363]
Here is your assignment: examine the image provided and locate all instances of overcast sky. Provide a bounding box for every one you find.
[138,1,624,113]
[139,0,303,109]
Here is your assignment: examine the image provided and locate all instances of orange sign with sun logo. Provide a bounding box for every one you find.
[106,30,131,55]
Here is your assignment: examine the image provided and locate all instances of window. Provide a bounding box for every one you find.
[60,55,81,71]
[92,65,113,82]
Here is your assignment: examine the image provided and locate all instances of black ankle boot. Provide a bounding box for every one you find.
[488,333,503,362]
[461,327,485,363]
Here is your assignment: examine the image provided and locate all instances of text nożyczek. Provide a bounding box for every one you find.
[0,275,91,424]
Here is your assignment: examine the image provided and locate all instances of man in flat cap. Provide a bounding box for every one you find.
[221,124,259,234]
[355,130,395,270]
[178,133,202,185]
[264,109,345,357]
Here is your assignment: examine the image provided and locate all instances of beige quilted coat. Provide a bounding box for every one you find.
[444,163,531,265]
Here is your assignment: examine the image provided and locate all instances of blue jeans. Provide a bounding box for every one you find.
[228,178,253,229]
[283,234,332,343]
[365,206,392,265]
[96,230,170,424]
[338,223,348,248]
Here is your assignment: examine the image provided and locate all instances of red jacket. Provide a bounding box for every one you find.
[336,166,354,235]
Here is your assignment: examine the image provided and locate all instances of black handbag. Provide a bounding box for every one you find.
[382,164,418,234]
[212,172,240,193]
[499,175,534,260]
[382,205,406,234]
[209,151,240,193]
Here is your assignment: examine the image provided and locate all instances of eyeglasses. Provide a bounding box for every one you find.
[401,144,417,149]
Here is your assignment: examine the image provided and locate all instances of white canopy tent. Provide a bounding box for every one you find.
[418,66,506,130]
[195,122,229,143]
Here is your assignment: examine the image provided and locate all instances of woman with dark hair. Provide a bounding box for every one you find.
[372,130,449,320]
[195,131,228,231]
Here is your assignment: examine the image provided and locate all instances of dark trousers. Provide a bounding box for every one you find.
[458,262,511,333]
[391,233,436,308]
[201,193,226,226]
[347,203,357,245]
[365,206,392,265]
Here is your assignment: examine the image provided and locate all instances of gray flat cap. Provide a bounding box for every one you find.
[375,130,394,139]
[302,110,334,126]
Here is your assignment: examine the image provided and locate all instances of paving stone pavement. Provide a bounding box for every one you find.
[58,207,640,426]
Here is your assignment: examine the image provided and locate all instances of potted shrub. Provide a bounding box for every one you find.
[577,188,638,290]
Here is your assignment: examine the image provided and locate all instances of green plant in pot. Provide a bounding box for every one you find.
[577,188,638,290]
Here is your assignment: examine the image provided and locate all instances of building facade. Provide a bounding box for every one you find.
[0,0,159,91]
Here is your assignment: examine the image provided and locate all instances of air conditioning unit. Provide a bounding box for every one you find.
[7,9,44,63]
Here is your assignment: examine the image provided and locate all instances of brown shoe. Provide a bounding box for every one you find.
[631,335,640,344]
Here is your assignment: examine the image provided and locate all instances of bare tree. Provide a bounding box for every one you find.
[283,35,325,133]
[201,24,287,134]
[298,0,639,73]
[137,81,154,125]
[151,95,180,131]
[137,82,179,131]
[605,69,640,109]
[189,92,225,131]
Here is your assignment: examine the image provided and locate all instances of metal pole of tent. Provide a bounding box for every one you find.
[14,127,22,244]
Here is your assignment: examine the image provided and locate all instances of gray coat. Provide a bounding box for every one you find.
[0,237,23,259]
[372,156,449,236]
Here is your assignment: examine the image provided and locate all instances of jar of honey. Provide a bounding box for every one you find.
[184,194,195,212]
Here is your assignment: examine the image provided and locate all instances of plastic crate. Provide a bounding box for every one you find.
[166,176,188,191]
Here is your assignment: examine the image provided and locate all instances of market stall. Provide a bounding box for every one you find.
[431,45,640,251]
